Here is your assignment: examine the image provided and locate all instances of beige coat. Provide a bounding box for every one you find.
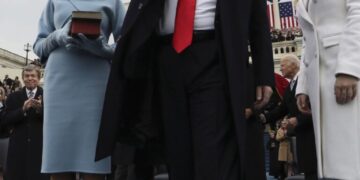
[296,0,360,179]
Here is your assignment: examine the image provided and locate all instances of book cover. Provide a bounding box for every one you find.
[70,11,102,39]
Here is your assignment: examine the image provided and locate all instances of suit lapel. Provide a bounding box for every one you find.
[34,87,43,99]
[290,79,298,99]
[120,0,160,37]
[21,88,28,103]
[297,0,313,25]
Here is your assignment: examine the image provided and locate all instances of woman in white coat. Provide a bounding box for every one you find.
[296,0,360,179]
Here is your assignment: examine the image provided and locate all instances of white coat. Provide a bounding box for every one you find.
[296,0,360,179]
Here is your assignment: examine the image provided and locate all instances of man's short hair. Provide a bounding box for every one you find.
[281,54,300,68]
[22,64,41,79]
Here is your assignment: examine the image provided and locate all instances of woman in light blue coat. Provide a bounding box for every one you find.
[33,0,125,179]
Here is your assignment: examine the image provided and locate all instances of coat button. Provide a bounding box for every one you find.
[27,138,31,142]
[315,54,318,58]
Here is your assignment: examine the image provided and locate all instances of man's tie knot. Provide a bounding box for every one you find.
[28,91,34,98]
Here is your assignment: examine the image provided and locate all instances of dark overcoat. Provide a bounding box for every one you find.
[1,87,49,180]
[96,0,274,177]
[244,64,266,180]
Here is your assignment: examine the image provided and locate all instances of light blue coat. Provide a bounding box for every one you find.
[33,0,125,173]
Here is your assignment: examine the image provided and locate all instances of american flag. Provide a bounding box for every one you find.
[267,0,275,28]
[279,0,298,29]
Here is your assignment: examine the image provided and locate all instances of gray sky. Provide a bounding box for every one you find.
[0,0,48,60]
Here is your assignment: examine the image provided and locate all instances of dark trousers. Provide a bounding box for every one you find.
[114,164,154,180]
[156,37,239,180]
[305,172,318,180]
[296,129,318,180]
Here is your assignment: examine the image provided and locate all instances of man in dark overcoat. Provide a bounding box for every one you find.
[96,0,274,179]
[263,55,317,180]
[1,65,49,180]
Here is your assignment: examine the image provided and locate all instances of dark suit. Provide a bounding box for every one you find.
[96,0,274,179]
[265,80,299,122]
[1,87,49,180]
[265,79,318,180]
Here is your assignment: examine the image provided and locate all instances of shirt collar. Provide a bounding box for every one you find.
[292,71,300,81]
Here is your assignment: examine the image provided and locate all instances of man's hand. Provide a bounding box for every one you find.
[254,86,273,110]
[22,99,33,112]
[287,117,298,127]
[296,94,311,115]
[335,74,358,104]
[23,96,43,113]
[32,95,42,112]
[245,108,253,119]
[258,113,267,124]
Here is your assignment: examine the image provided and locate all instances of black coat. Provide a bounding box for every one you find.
[267,138,281,177]
[244,64,266,180]
[295,114,317,174]
[265,80,299,122]
[264,79,317,174]
[1,87,49,180]
[96,0,274,177]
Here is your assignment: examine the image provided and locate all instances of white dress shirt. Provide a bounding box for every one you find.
[159,0,217,35]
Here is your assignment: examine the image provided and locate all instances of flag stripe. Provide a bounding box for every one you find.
[267,1,274,28]
[279,1,298,29]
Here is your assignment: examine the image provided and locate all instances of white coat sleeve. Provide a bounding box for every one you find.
[335,0,360,78]
[296,37,308,96]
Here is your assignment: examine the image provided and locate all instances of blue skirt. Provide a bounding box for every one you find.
[41,48,111,173]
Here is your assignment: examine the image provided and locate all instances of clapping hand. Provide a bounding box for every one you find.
[22,98,33,112]
[23,95,42,113]
[32,95,42,112]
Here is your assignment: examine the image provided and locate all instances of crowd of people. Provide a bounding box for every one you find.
[270,28,303,42]
[0,75,22,97]
[0,0,360,180]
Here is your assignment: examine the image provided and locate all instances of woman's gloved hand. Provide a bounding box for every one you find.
[52,21,72,47]
[66,33,115,59]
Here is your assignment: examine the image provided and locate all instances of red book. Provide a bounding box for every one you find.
[70,11,102,39]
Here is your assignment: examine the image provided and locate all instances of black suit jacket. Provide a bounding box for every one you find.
[265,79,299,122]
[1,87,49,180]
[265,79,314,132]
[96,0,274,177]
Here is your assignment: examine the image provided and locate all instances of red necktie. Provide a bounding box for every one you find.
[172,0,196,53]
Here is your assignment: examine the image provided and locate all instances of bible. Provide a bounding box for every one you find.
[70,11,102,39]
